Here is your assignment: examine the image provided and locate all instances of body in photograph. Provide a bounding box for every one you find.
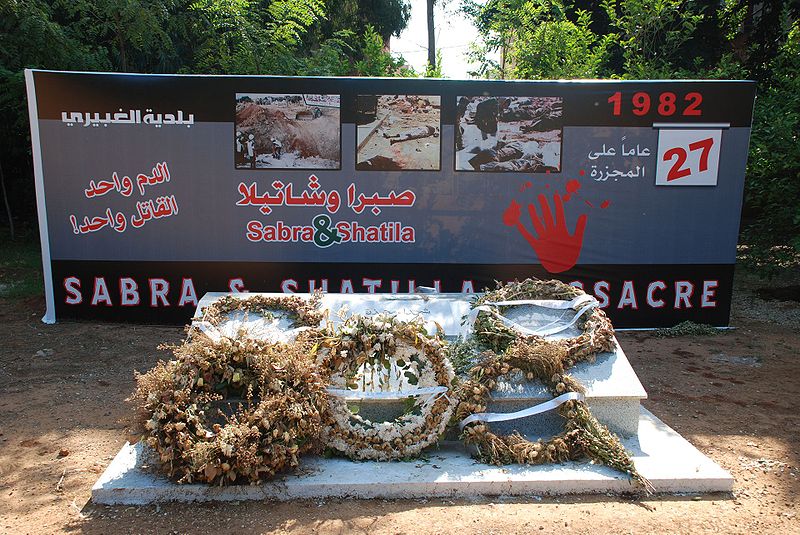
[456,96,562,172]
[356,95,441,171]
[234,93,340,169]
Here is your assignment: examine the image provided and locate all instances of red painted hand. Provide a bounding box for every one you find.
[503,193,588,273]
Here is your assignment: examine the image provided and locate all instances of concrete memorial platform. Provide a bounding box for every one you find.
[92,292,733,504]
[92,408,731,504]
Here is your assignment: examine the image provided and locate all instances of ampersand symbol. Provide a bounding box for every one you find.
[503,192,587,274]
[312,214,342,248]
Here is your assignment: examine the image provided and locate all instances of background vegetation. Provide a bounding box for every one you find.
[0,0,797,274]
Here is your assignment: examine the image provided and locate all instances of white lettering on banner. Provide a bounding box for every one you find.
[655,128,723,186]
[91,277,112,306]
[149,279,170,307]
[702,280,719,307]
[228,278,247,293]
[647,281,667,308]
[178,278,198,307]
[64,277,82,304]
[593,281,611,308]
[617,280,638,309]
[120,278,139,306]
[587,136,653,182]
[281,279,298,293]
[308,279,328,292]
[675,281,694,308]
[363,278,381,293]
[58,275,723,313]
[61,109,194,128]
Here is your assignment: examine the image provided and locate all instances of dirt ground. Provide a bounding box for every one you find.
[1,273,799,534]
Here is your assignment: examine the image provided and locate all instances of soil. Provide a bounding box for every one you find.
[1,273,799,534]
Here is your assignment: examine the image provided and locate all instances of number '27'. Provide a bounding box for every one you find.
[664,137,714,181]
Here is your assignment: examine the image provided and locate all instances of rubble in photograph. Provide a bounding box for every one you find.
[357,95,441,171]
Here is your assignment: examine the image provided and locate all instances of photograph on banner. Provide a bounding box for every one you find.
[234,93,341,170]
[455,96,563,172]
[356,95,441,171]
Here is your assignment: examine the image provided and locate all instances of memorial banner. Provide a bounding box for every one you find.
[25,70,756,327]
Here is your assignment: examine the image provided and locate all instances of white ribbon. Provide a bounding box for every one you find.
[467,294,598,337]
[326,386,448,401]
[459,391,585,429]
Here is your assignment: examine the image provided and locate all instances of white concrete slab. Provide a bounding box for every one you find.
[91,407,732,505]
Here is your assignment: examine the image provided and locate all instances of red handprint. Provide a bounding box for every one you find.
[503,192,587,273]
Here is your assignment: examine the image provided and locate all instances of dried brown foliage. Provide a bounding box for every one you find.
[459,279,652,492]
[131,332,328,485]
[200,292,325,328]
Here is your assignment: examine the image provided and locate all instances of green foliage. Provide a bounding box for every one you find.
[308,0,411,45]
[465,0,612,79]
[511,9,612,79]
[740,22,800,265]
[651,321,721,338]
[424,50,443,78]
[603,0,703,79]
[0,226,43,299]
[187,0,326,74]
[354,25,416,77]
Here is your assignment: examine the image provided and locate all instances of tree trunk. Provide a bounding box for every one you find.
[427,0,436,71]
[0,156,14,240]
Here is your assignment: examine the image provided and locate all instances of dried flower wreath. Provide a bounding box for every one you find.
[457,278,652,491]
[131,332,328,485]
[198,292,325,328]
[316,314,457,461]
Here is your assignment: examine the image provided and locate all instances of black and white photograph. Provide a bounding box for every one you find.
[455,96,563,172]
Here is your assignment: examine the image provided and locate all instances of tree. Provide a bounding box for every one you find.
[304,0,411,52]
[464,0,612,79]
[427,0,436,71]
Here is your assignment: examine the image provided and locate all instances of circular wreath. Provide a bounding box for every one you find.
[317,314,457,461]
[471,278,615,362]
[457,279,652,491]
[198,292,325,329]
[131,332,328,485]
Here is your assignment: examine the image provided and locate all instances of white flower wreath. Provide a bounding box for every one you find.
[317,313,457,461]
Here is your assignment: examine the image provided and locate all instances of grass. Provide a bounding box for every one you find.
[0,225,43,299]
[650,320,721,338]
